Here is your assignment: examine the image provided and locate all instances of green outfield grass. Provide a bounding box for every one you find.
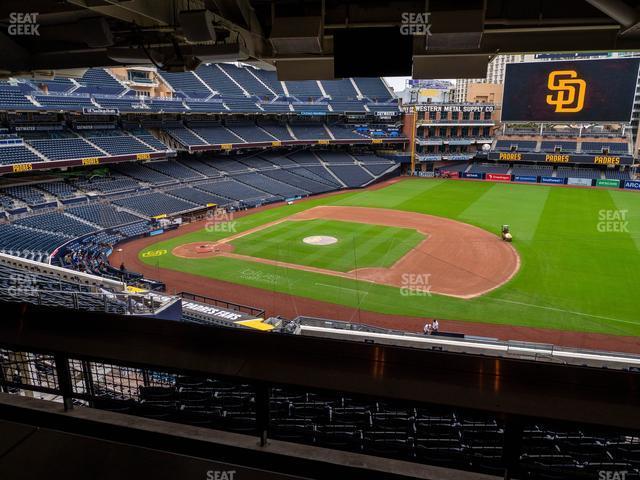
[139,178,640,337]
[230,219,425,271]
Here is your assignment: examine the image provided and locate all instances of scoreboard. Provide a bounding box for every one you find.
[502,58,640,123]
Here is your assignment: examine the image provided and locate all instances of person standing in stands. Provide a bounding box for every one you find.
[432,319,439,334]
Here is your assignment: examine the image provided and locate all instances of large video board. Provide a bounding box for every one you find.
[502,58,640,123]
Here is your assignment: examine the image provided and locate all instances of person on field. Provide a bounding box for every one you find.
[432,319,439,334]
[423,322,432,335]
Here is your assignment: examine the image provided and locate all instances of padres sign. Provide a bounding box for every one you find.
[546,70,586,113]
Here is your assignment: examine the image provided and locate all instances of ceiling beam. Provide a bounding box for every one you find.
[65,0,183,27]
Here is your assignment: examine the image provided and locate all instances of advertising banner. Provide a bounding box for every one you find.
[488,151,633,165]
[514,175,538,183]
[623,180,640,190]
[486,173,511,181]
[596,179,621,188]
[440,171,460,178]
[541,176,566,184]
[462,172,483,179]
[567,177,593,186]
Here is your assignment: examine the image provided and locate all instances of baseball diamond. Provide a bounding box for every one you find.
[123,177,640,352]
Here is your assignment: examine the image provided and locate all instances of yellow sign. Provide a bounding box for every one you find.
[271,141,282,147]
[318,139,330,145]
[594,155,620,165]
[545,154,570,163]
[546,70,586,113]
[206,203,217,208]
[126,286,148,293]
[81,157,100,166]
[372,139,383,144]
[11,163,33,173]
[234,319,274,331]
[152,214,167,219]
[136,153,151,160]
[220,143,233,150]
[498,152,522,161]
[141,249,167,258]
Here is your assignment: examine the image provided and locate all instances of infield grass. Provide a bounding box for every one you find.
[140,178,640,337]
[230,219,425,272]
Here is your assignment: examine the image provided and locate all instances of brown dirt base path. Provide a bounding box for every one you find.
[172,205,520,299]
[109,179,640,355]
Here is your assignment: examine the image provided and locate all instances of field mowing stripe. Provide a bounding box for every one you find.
[314,283,369,296]
[492,298,635,325]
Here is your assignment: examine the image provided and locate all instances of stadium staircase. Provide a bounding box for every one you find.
[323,124,336,140]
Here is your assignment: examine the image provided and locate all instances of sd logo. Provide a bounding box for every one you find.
[546,70,586,113]
[142,249,167,258]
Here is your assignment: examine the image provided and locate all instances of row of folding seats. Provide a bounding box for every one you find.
[37,181,83,199]
[28,137,106,161]
[234,172,309,198]
[165,186,231,206]
[194,179,276,204]
[0,84,37,108]
[113,192,198,217]
[13,212,97,236]
[190,125,244,145]
[85,135,154,155]
[0,223,69,256]
[76,177,142,194]
[326,164,374,187]
[0,146,43,165]
[113,163,177,185]
[1,185,48,206]
[67,204,143,228]
[165,127,207,146]
[260,169,332,195]
[143,161,203,181]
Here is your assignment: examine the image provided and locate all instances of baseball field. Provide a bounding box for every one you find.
[134,178,640,339]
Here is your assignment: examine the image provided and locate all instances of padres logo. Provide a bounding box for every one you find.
[546,70,586,113]
[142,249,167,258]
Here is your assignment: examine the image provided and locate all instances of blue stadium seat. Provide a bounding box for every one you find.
[0,145,44,165]
[67,204,144,228]
[27,137,107,161]
[352,78,393,101]
[113,192,198,217]
[196,65,246,96]
[157,71,211,98]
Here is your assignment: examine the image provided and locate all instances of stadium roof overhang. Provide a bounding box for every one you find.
[2,0,640,79]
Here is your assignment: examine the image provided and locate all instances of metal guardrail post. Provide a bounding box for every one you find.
[54,353,74,411]
[0,360,8,394]
[256,383,270,447]
[502,415,524,480]
[142,369,150,387]
[81,360,95,402]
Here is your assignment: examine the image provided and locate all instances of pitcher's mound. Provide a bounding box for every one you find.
[303,235,338,246]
